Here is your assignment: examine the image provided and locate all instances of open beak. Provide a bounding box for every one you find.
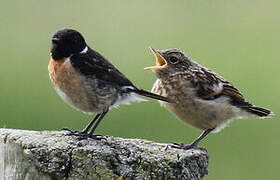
[144,47,168,70]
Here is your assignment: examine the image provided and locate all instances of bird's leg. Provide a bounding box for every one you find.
[188,128,214,148]
[60,113,101,134]
[171,128,214,150]
[71,110,109,140]
[89,109,109,135]
[62,113,108,140]
[81,114,101,133]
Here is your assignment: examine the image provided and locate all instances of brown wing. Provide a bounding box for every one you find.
[222,84,244,101]
[193,67,245,103]
[191,67,271,116]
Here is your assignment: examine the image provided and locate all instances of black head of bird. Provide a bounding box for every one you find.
[51,29,87,60]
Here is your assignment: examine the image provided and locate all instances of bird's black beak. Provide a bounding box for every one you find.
[51,37,60,43]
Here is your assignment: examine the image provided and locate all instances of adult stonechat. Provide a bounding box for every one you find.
[48,29,173,138]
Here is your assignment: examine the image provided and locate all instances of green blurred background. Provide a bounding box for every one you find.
[1,0,279,179]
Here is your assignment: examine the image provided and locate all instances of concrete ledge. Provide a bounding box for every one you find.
[0,128,208,180]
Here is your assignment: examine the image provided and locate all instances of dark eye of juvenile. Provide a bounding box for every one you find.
[169,56,179,64]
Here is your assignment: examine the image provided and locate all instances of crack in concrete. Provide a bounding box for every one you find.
[64,149,73,179]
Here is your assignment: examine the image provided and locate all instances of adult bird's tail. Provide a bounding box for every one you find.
[129,89,175,103]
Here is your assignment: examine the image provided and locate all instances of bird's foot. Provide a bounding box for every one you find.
[60,128,105,140]
[74,133,106,141]
[60,127,80,134]
[169,142,198,150]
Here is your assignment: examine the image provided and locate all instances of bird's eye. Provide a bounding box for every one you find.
[169,56,179,64]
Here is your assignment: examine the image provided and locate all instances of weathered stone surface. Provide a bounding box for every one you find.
[0,129,208,180]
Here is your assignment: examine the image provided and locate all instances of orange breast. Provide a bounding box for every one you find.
[48,58,99,114]
[49,58,68,83]
[48,58,77,91]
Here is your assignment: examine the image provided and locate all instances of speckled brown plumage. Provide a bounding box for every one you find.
[146,48,272,149]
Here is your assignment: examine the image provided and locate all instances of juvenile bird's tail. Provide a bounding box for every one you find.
[129,89,174,103]
[243,106,272,117]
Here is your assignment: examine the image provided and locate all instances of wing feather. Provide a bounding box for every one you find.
[193,68,246,105]
[70,48,134,87]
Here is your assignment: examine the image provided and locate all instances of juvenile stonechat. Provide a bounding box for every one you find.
[145,48,272,149]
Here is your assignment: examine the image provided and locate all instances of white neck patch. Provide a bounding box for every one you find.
[80,46,88,54]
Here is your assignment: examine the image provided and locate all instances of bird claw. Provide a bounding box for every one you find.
[169,142,197,150]
[74,133,106,141]
[60,128,106,140]
[60,127,80,134]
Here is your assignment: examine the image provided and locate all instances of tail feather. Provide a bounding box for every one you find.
[243,106,272,117]
[129,89,175,103]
